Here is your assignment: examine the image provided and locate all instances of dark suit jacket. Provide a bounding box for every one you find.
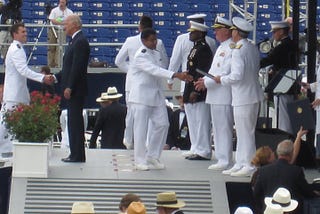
[58,31,90,97]
[253,159,316,214]
[173,210,184,214]
[168,109,191,150]
[89,101,126,149]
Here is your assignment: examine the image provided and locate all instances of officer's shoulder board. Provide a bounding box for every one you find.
[229,43,242,49]
[141,49,146,53]
[16,44,21,49]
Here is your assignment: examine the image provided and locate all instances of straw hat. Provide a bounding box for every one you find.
[155,192,185,208]
[127,201,146,214]
[264,187,298,212]
[264,204,283,214]
[71,202,95,214]
[96,86,122,102]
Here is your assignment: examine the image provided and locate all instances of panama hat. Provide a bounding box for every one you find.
[127,201,146,214]
[234,206,253,214]
[71,202,95,213]
[156,192,185,208]
[264,187,298,212]
[264,204,283,214]
[96,86,122,102]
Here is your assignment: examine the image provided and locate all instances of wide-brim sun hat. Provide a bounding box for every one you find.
[71,201,95,213]
[155,192,186,208]
[264,187,298,212]
[96,86,122,102]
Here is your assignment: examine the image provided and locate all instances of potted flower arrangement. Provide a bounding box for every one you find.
[3,91,61,178]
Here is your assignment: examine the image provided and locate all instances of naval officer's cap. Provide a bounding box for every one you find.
[186,13,206,24]
[269,20,290,32]
[230,17,253,33]
[212,16,233,29]
[188,21,209,32]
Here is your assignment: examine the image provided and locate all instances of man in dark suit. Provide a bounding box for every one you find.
[253,140,319,214]
[167,95,191,150]
[56,14,90,162]
[89,87,126,149]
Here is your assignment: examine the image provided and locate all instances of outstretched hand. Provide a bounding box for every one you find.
[43,75,55,85]
[173,72,193,82]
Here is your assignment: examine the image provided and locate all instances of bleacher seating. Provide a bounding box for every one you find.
[18,0,320,66]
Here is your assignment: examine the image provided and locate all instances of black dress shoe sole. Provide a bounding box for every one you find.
[186,155,210,160]
[61,158,85,163]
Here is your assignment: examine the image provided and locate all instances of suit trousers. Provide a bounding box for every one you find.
[185,102,212,159]
[233,103,259,168]
[0,102,17,155]
[210,104,234,166]
[131,103,169,165]
[67,96,85,161]
[124,91,134,145]
[274,94,294,135]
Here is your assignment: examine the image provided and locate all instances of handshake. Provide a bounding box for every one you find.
[43,75,55,85]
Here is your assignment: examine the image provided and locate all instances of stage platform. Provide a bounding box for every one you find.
[8,148,320,214]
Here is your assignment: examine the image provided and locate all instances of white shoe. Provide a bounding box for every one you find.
[208,163,228,171]
[135,164,149,171]
[230,166,255,177]
[181,150,194,157]
[147,158,165,170]
[222,165,241,175]
[123,139,133,150]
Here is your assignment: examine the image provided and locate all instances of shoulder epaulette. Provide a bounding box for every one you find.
[235,44,243,49]
[141,49,146,53]
[229,43,236,49]
[16,44,21,49]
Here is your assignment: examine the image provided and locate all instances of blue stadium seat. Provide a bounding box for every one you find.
[112,29,132,39]
[28,1,46,10]
[150,2,171,11]
[109,2,130,11]
[130,12,144,21]
[90,11,109,20]
[89,37,112,43]
[171,20,188,29]
[33,46,47,55]
[156,29,173,39]
[30,10,47,19]
[154,20,172,29]
[88,2,109,11]
[257,21,270,31]
[71,2,90,11]
[212,4,229,12]
[29,55,47,66]
[90,28,113,38]
[109,11,131,20]
[190,4,213,11]
[74,11,91,21]
[171,12,192,21]
[258,4,275,11]
[151,11,172,21]
[171,3,191,12]
[129,2,150,12]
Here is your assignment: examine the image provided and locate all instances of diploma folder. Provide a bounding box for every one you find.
[195,68,215,80]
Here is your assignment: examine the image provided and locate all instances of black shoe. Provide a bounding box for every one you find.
[186,154,210,160]
[61,157,85,163]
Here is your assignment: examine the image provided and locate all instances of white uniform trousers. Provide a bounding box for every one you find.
[185,102,212,159]
[124,91,134,145]
[131,103,169,165]
[274,94,294,134]
[210,104,233,166]
[0,102,18,155]
[233,103,259,168]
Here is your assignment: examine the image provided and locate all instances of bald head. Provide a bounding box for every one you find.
[63,14,82,36]
[276,140,294,158]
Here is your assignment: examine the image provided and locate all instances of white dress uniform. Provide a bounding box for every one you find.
[205,38,233,167]
[115,34,168,147]
[168,33,216,93]
[220,38,263,174]
[128,45,174,167]
[0,40,45,155]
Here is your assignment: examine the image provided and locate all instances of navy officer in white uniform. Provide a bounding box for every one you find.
[0,23,53,155]
[167,13,216,95]
[194,16,234,170]
[214,17,264,177]
[115,15,169,149]
[128,28,192,171]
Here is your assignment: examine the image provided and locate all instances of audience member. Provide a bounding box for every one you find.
[166,95,191,150]
[115,15,169,150]
[71,201,95,214]
[264,187,298,213]
[194,16,234,170]
[214,17,264,177]
[253,140,319,213]
[234,206,253,214]
[155,191,185,214]
[127,28,192,171]
[127,201,146,214]
[167,13,216,93]
[182,21,213,161]
[119,193,141,214]
[89,87,126,149]
[48,0,73,67]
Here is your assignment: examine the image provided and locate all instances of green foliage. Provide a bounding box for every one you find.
[3,91,61,142]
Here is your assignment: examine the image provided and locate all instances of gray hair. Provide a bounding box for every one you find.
[276,140,294,157]
[69,14,82,29]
